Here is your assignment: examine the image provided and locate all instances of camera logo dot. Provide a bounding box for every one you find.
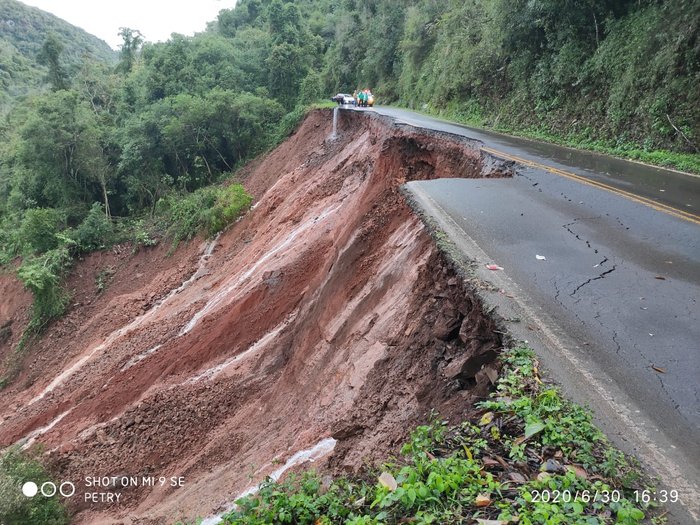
[60,481,76,497]
[21,481,75,498]
[41,482,57,497]
[22,481,38,498]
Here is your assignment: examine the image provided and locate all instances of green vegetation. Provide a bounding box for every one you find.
[2,182,252,336]
[0,2,689,520]
[0,447,69,525]
[1,0,324,341]
[16,247,72,333]
[159,183,253,249]
[208,346,655,524]
[367,0,700,168]
[2,0,697,340]
[0,0,114,108]
[318,0,699,172]
[421,107,700,175]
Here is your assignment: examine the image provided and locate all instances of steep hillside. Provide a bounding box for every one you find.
[0,0,115,105]
[313,0,700,160]
[0,109,511,524]
[212,0,700,168]
[3,0,696,288]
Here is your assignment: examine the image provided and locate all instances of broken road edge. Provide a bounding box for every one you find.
[186,189,671,525]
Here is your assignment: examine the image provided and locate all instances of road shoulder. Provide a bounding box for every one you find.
[402,182,700,524]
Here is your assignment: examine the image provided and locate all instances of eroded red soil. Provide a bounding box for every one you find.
[0,271,32,367]
[0,109,509,524]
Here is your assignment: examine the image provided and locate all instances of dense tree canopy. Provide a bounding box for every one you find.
[0,0,115,109]
[318,0,699,155]
[0,0,696,338]
[1,0,698,265]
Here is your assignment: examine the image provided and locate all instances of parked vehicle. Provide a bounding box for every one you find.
[331,93,355,105]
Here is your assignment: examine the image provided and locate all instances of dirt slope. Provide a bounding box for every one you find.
[0,109,511,524]
[0,272,31,365]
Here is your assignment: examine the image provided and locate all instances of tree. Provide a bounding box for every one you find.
[267,43,304,105]
[300,71,324,104]
[117,89,283,207]
[116,27,144,74]
[37,33,69,91]
[18,208,65,254]
[16,91,111,214]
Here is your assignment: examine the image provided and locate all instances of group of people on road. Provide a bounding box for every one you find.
[353,89,374,107]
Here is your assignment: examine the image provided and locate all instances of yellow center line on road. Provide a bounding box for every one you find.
[481,146,700,226]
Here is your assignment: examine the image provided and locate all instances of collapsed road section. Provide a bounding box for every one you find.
[0,109,514,523]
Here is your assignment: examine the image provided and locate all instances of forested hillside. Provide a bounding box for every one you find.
[1,0,698,335]
[0,0,325,335]
[0,2,696,522]
[213,0,700,163]
[315,0,699,163]
[0,0,115,107]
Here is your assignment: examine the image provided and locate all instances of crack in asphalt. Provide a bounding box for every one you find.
[629,339,676,402]
[517,169,545,192]
[563,219,584,241]
[562,216,601,242]
[652,365,672,397]
[517,169,536,183]
[562,217,618,297]
[606,213,631,231]
[570,265,617,297]
[612,331,621,355]
[553,278,562,304]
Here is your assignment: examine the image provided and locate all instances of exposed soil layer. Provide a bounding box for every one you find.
[0,109,510,524]
[0,271,32,370]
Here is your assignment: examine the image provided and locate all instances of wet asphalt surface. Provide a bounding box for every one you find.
[363,107,700,460]
[374,106,700,214]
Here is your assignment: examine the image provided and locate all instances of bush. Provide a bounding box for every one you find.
[216,346,652,525]
[17,247,72,332]
[125,218,159,250]
[18,208,65,255]
[159,187,219,248]
[159,183,252,248]
[0,215,22,265]
[274,105,307,143]
[204,183,253,236]
[0,447,69,525]
[70,202,114,253]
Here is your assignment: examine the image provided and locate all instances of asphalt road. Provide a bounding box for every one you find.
[357,106,700,521]
[374,106,700,219]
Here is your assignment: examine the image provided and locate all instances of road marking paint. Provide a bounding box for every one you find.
[480,146,700,225]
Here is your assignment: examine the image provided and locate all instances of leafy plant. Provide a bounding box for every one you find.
[16,247,72,333]
[18,208,65,255]
[70,202,114,252]
[204,183,254,236]
[0,446,69,525]
[158,183,253,249]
